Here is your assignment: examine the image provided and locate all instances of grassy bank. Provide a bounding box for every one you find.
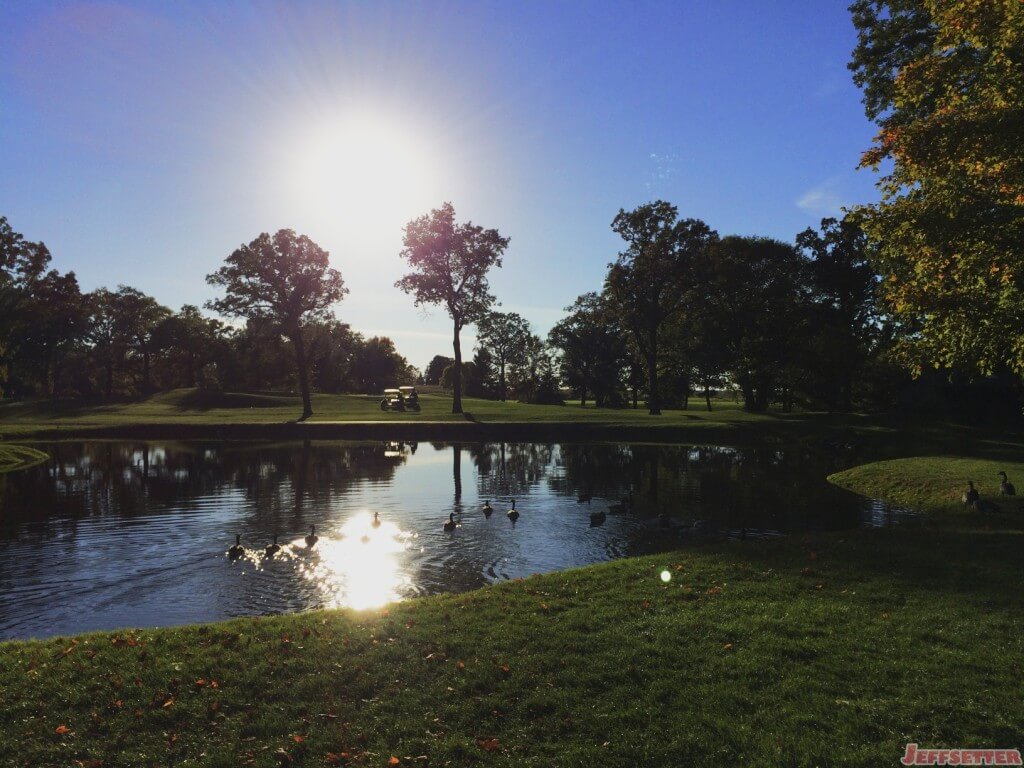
[1,524,1021,767]
[829,457,1024,517]
[0,443,48,473]
[2,389,1021,459]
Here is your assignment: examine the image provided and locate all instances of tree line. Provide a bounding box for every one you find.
[3,2,1019,419]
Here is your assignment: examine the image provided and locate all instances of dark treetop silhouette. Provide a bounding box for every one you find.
[395,202,509,414]
[206,229,347,421]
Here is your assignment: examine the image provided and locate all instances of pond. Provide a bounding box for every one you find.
[0,440,909,640]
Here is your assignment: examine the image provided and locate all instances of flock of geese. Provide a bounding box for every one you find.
[227,494,633,559]
[962,471,1015,513]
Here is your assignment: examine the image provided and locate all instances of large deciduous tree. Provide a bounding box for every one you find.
[605,201,717,415]
[850,0,1024,375]
[395,203,508,414]
[548,292,628,407]
[476,311,530,401]
[206,229,347,420]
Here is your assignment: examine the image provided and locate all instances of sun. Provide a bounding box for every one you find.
[290,111,438,241]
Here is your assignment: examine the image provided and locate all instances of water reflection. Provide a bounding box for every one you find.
[0,440,912,639]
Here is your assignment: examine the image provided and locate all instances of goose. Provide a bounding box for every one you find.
[305,526,318,548]
[999,471,1016,496]
[609,492,632,515]
[228,534,244,559]
[507,499,519,522]
[443,513,457,532]
[963,481,980,505]
[372,511,382,528]
[577,492,592,504]
[482,500,493,517]
[265,534,280,557]
[589,509,606,527]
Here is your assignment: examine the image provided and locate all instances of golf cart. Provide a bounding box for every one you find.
[380,386,420,412]
[380,388,406,411]
[399,386,420,410]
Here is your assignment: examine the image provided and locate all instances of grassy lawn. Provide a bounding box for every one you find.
[2,389,1022,460]
[2,523,1021,768]
[0,443,48,473]
[829,457,1024,517]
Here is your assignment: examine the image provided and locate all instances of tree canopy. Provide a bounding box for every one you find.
[206,229,347,419]
[850,0,1024,375]
[396,202,508,413]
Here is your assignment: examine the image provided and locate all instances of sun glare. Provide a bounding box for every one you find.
[290,112,437,240]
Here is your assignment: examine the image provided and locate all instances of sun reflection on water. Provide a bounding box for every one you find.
[298,511,412,610]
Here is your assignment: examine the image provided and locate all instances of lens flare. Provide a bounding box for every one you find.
[660,570,671,583]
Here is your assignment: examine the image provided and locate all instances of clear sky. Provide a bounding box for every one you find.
[0,1,880,370]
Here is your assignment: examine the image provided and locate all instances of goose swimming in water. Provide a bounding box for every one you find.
[443,513,457,532]
[507,499,519,522]
[999,471,1016,496]
[265,534,281,557]
[372,511,382,528]
[305,526,318,548]
[228,534,244,559]
[589,509,606,527]
[482,500,493,517]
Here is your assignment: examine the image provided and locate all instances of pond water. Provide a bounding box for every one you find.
[0,440,909,640]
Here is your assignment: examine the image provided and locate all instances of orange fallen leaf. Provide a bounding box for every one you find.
[707,587,722,595]
[388,758,400,765]
[55,724,70,735]
[499,664,511,675]
[292,734,305,743]
[477,737,501,752]
[723,643,733,651]
[196,678,207,687]
[162,697,175,708]
[456,660,466,670]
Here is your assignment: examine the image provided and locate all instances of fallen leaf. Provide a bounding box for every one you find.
[293,735,305,743]
[499,664,510,675]
[707,587,722,595]
[196,678,207,687]
[723,643,733,651]
[55,724,71,735]
[477,737,500,752]
[163,697,175,708]
[389,758,400,765]
[456,660,466,671]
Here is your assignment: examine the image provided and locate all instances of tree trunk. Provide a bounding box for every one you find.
[292,328,313,421]
[580,388,586,407]
[186,352,196,388]
[451,320,463,414]
[499,357,507,402]
[705,384,712,411]
[105,359,114,400]
[453,444,462,502]
[142,347,151,395]
[646,339,661,415]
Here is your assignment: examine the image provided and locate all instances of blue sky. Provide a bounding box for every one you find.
[0,1,880,369]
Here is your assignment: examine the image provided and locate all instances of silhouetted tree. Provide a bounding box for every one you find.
[395,203,508,414]
[424,355,454,386]
[348,336,413,393]
[476,311,530,401]
[605,202,718,414]
[548,292,628,406]
[206,230,347,420]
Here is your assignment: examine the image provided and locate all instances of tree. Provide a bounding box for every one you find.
[850,1,1024,375]
[348,336,412,393]
[395,203,509,414]
[476,311,530,401]
[605,201,718,414]
[154,305,227,389]
[207,230,347,420]
[548,292,628,407]
[424,355,454,386]
[796,216,880,410]
[704,236,808,412]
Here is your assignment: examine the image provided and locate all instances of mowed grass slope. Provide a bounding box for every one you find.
[829,457,1024,516]
[1,527,1021,767]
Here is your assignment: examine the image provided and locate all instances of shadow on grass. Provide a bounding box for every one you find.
[173,390,296,411]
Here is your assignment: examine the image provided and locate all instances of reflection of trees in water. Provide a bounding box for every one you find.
[551,443,861,531]
[467,442,555,500]
[0,442,408,532]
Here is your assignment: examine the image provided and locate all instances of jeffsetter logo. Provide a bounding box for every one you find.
[901,744,1023,766]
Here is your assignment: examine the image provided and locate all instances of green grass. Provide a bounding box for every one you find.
[0,443,48,473]
[1,525,1021,767]
[829,457,1024,516]
[3,389,1022,460]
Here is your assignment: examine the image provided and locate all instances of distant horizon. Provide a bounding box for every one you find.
[0,1,880,370]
